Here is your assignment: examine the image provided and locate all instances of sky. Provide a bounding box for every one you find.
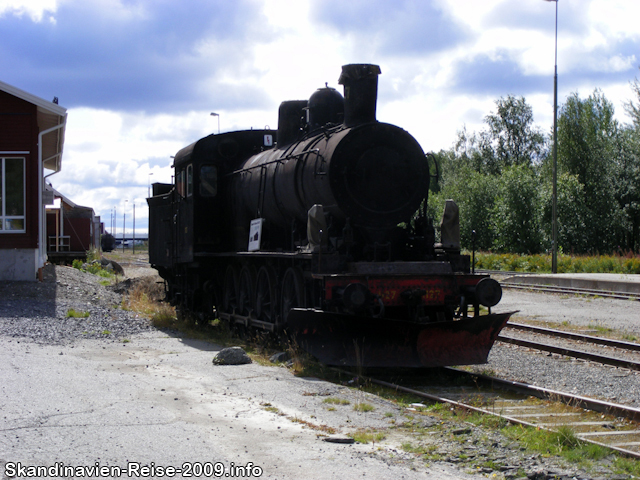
[1,0,639,236]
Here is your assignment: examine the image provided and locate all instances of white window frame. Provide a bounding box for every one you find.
[0,156,26,233]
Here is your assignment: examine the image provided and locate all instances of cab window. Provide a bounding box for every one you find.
[199,165,218,197]
[176,170,185,197]
[186,164,193,197]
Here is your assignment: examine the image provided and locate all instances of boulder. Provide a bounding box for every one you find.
[269,351,291,363]
[212,347,252,365]
[100,257,125,275]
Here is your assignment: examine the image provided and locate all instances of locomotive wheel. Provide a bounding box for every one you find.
[280,267,305,327]
[222,265,239,314]
[255,266,278,325]
[237,266,256,319]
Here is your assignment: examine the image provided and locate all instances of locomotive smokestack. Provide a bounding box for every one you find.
[338,64,381,127]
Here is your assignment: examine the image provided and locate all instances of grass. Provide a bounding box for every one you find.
[502,424,608,462]
[522,317,639,343]
[121,276,176,326]
[72,258,115,279]
[587,322,614,335]
[473,251,640,274]
[322,397,350,406]
[353,402,375,412]
[350,429,386,444]
[261,403,281,415]
[66,309,90,318]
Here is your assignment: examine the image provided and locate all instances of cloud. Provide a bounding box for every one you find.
[0,0,58,22]
[449,53,548,97]
[0,0,272,112]
[309,0,470,58]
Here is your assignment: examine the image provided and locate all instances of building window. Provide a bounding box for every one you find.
[0,157,26,233]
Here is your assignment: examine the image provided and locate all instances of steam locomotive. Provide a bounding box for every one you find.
[147,64,514,368]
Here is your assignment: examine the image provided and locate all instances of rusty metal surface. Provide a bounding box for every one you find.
[287,309,514,368]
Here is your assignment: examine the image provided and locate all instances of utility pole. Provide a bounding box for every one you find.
[545,0,559,273]
[133,203,136,255]
[122,200,128,252]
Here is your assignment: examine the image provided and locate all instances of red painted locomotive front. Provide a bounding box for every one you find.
[324,274,483,307]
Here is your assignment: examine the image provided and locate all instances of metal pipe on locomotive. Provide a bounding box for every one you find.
[147,64,514,368]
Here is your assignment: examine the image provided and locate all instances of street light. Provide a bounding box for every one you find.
[122,199,128,252]
[133,202,136,255]
[210,112,220,134]
[545,0,559,273]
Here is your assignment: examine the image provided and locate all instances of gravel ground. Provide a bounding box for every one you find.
[498,288,640,337]
[474,343,640,407]
[0,263,155,344]
[0,265,638,479]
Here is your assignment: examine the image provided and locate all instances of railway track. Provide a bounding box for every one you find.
[501,281,640,300]
[366,369,640,459]
[499,322,640,371]
[353,317,640,460]
[478,269,640,300]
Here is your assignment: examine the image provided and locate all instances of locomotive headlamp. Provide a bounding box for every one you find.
[342,282,370,312]
[475,278,502,308]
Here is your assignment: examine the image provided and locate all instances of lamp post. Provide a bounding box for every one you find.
[122,200,128,252]
[133,202,136,255]
[148,172,153,198]
[210,112,220,134]
[545,0,559,273]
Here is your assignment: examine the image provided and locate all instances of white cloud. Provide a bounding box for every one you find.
[0,0,58,21]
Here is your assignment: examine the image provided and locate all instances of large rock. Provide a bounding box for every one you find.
[212,347,252,365]
[100,258,125,275]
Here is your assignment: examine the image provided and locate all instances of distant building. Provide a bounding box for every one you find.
[0,80,67,281]
[45,186,103,261]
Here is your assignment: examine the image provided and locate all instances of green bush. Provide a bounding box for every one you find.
[473,251,640,274]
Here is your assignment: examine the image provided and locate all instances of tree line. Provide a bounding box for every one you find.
[427,74,640,255]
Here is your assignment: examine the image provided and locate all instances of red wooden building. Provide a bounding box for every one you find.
[0,80,67,281]
[45,185,102,260]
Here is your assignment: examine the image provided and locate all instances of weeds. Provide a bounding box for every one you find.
[473,251,640,274]
[350,429,386,444]
[322,397,350,406]
[353,402,375,412]
[72,258,114,279]
[502,424,611,463]
[66,309,90,318]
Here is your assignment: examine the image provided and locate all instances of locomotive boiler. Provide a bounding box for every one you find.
[147,64,514,368]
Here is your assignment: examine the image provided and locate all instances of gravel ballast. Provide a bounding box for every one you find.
[488,289,640,408]
[0,264,154,344]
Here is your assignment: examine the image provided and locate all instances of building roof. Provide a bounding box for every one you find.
[0,80,67,172]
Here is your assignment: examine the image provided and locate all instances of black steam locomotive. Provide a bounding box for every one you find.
[147,64,513,368]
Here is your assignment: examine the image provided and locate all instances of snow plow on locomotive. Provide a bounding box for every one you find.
[147,64,515,368]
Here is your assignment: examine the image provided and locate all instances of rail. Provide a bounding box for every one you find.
[364,369,640,459]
